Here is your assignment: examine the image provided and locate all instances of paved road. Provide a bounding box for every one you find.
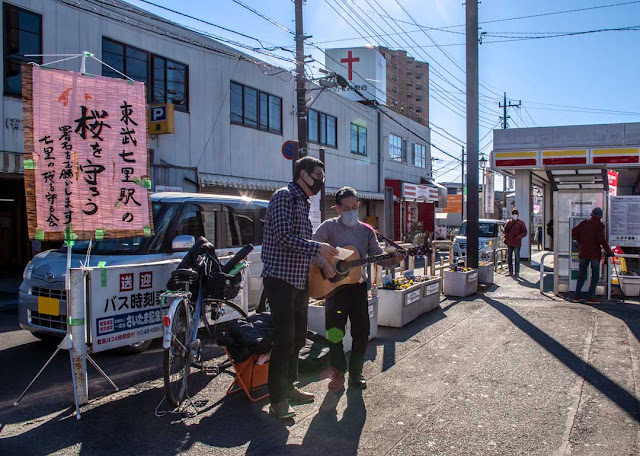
[1,253,639,455]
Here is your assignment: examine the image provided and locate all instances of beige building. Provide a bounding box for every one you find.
[378,47,429,126]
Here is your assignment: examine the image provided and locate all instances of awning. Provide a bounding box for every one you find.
[200,174,287,191]
[200,173,385,200]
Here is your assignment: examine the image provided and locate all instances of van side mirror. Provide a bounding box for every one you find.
[172,235,195,252]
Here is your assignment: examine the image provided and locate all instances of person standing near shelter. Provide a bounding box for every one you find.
[261,156,339,420]
[312,187,405,391]
[569,207,613,304]
[536,225,543,251]
[504,209,528,278]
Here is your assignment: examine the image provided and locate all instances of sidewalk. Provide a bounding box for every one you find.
[1,255,639,455]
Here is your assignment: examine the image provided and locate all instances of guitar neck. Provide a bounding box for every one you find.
[347,248,423,268]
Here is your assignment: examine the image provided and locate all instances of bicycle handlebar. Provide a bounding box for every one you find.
[221,244,254,274]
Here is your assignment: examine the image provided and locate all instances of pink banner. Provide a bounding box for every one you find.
[28,67,151,240]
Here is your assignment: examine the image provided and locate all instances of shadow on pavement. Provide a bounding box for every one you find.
[480,294,640,423]
[367,303,448,372]
[245,388,367,455]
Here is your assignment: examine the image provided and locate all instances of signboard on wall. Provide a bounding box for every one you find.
[609,196,640,247]
[309,192,322,232]
[325,47,387,104]
[22,66,153,241]
[89,260,180,352]
[147,103,175,134]
[402,183,438,202]
[484,171,494,214]
[608,170,619,196]
[443,194,462,213]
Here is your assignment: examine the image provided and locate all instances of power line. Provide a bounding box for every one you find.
[230,0,295,35]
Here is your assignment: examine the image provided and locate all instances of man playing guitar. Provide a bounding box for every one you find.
[312,187,405,390]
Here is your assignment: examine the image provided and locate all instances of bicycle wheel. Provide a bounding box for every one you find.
[163,299,191,408]
[206,299,248,344]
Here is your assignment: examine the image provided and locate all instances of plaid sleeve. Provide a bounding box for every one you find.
[311,222,329,267]
[271,191,321,257]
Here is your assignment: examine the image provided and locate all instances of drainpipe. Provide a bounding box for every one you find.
[377,110,382,193]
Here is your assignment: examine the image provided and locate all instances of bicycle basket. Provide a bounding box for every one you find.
[206,270,242,300]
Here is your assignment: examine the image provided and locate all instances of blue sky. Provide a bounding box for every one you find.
[128,0,640,183]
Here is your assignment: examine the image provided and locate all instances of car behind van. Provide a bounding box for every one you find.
[19,192,269,350]
[452,218,506,261]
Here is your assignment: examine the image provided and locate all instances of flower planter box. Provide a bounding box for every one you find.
[620,276,640,297]
[444,270,478,297]
[377,278,442,328]
[307,296,379,352]
[478,263,494,285]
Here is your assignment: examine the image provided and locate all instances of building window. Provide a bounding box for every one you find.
[392,87,398,94]
[412,143,427,168]
[230,81,282,133]
[415,96,423,102]
[415,107,422,113]
[350,123,367,155]
[152,55,188,110]
[416,84,424,91]
[415,63,422,69]
[393,63,398,70]
[407,71,413,76]
[392,75,398,82]
[416,73,422,79]
[309,109,337,148]
[3,4,42,96]
[407,93,413,99]
[389,134,407,163]
[102,37,189,111]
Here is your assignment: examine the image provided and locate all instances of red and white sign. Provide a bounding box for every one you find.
[119,273,134,292]
[139,271,153,289]
[608,170,619,196]
[325,47,387,104]
[402,183,438,202]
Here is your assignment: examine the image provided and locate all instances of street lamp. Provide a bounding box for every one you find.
[479,154,487,217]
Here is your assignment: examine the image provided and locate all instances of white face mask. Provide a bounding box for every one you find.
[512,214,519,220]
[340,210,359,227]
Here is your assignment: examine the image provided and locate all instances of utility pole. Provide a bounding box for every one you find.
[294,0,307,177]
[498,92,520,218]
[499,92,521,130]
[461,146,465,222]
[466,0,479,269]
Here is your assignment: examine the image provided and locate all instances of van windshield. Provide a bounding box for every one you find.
[458,222,498,238]
[60,203,175,255]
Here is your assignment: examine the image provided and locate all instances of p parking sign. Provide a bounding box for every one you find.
[147,103,175,134]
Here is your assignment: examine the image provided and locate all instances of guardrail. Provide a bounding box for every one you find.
[539,252,554,293]
[430,240,454,278]
[492,248,508,272]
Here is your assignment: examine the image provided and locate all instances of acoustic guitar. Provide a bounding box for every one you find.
[309,244,430,299]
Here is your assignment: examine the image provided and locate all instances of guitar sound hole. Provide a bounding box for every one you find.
[335,261,348,274]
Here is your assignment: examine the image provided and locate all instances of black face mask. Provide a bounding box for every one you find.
[305,173,324,195]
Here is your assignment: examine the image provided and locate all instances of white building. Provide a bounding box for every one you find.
[0,0,436,273]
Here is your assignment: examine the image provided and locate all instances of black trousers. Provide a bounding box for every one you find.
[325,282,370,374]
[263,277,309,404]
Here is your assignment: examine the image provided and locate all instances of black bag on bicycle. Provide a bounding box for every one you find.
[206,271,242,300]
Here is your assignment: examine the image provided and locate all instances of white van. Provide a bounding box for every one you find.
[19,192,269,349]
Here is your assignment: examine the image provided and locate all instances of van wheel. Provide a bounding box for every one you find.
[116,339,153,355]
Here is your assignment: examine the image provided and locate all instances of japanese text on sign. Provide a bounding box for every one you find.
[24,66,153,241]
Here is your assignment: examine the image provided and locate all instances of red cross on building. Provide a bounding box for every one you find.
[340,50,360,81]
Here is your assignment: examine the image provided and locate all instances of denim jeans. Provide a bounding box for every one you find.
[507,246,521,275]
[574,258,600,299]
[263,277,309,404]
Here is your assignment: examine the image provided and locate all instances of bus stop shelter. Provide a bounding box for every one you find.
[491,122,640,296]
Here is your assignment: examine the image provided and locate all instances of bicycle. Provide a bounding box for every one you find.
[161,237,254,408]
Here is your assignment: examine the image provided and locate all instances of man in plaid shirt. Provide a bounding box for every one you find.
[262,156,338,419]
